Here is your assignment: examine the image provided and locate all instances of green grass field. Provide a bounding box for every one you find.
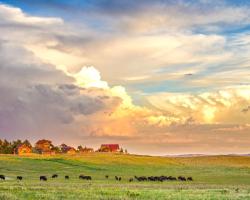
[0,153,250,199]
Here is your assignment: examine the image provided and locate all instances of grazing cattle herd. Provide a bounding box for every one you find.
[133,175,193,182]
[0,174,193,182]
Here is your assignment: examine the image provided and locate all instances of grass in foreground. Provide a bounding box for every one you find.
[0,153,250,199]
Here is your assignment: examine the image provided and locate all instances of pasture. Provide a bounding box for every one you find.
[0,153,250,199]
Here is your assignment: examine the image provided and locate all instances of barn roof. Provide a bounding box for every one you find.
[101,144,119,151]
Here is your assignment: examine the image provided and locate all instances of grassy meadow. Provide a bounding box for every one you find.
[0,153,250,199]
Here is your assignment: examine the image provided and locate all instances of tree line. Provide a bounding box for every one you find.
[0,139,127,154]
[0,139,32,154]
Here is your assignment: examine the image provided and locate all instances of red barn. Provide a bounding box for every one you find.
[100,144,120,152]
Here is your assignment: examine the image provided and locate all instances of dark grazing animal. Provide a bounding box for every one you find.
[178,176,186,181]
[118,177,121,181]
[17,176,23,181]
[65,175,69,179]
[105,175,109,179]
[79,175,92,180]
[52,174,58,178]
[134,176,147,182]
[134,175,178,182]
[129,178,133,182]
[0,175,5,180]
[40,176,47,181]
[168,176,177,181]
[187,177,193,181]
[147,176,164,182]
[79,175,84,179]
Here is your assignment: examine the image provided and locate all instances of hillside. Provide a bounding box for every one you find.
[0,153,250,199]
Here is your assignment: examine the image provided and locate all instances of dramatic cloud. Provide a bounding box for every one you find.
[147,86,250,124]
[0,2,250,155]
[0,41,123,139]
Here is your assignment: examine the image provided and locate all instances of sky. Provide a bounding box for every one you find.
[0,0,250,155]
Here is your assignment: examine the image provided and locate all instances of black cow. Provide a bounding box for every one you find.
[79,175,92,180]
[79,175,84,179]
[148,176,155,181]
[0,175,5,180]
[118,177,121,181]
[168,176,177,181]
[134,176,147,181]
[65,175,69,179]
[17,176,23,181]
[147,176,163,182]
[105,175,109,179]
[178,176,186,181]
[52,174,58,178]
[40,176,47,181]
[187,177,193,181]
[129,178,133,182]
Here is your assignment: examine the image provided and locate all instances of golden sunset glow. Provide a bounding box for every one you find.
[203,106,216,123]
[0,1,250,155]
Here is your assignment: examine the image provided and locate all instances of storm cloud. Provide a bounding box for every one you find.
[0,40,122,141]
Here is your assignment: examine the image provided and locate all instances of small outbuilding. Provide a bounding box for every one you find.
[14,144,32,155]
[99,144,120,152]
[66,147,77,155]
[79,147,94,153]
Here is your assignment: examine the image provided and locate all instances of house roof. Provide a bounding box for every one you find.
[36,139,52,145]
[60,144,75,151]
[101,144,119,151]
[66,147,76,152]
[16,143,31,149]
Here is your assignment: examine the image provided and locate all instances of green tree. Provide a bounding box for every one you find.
[11,139,22,153]
[0,139,3,153]
[23,140,32,148]
[2,139,12,154]
[51,146,61,154]
[77,145,83,152]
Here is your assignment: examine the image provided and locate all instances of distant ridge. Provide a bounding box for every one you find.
[164,154,250,157]
[165,154,206,157]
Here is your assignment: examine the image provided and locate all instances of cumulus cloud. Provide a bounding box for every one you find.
[73,66,109,89]
[1,2,249,92]
[0,4,63,26]
[0,40,123,141]
[0,2,250,154]
[147,86,250,124]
